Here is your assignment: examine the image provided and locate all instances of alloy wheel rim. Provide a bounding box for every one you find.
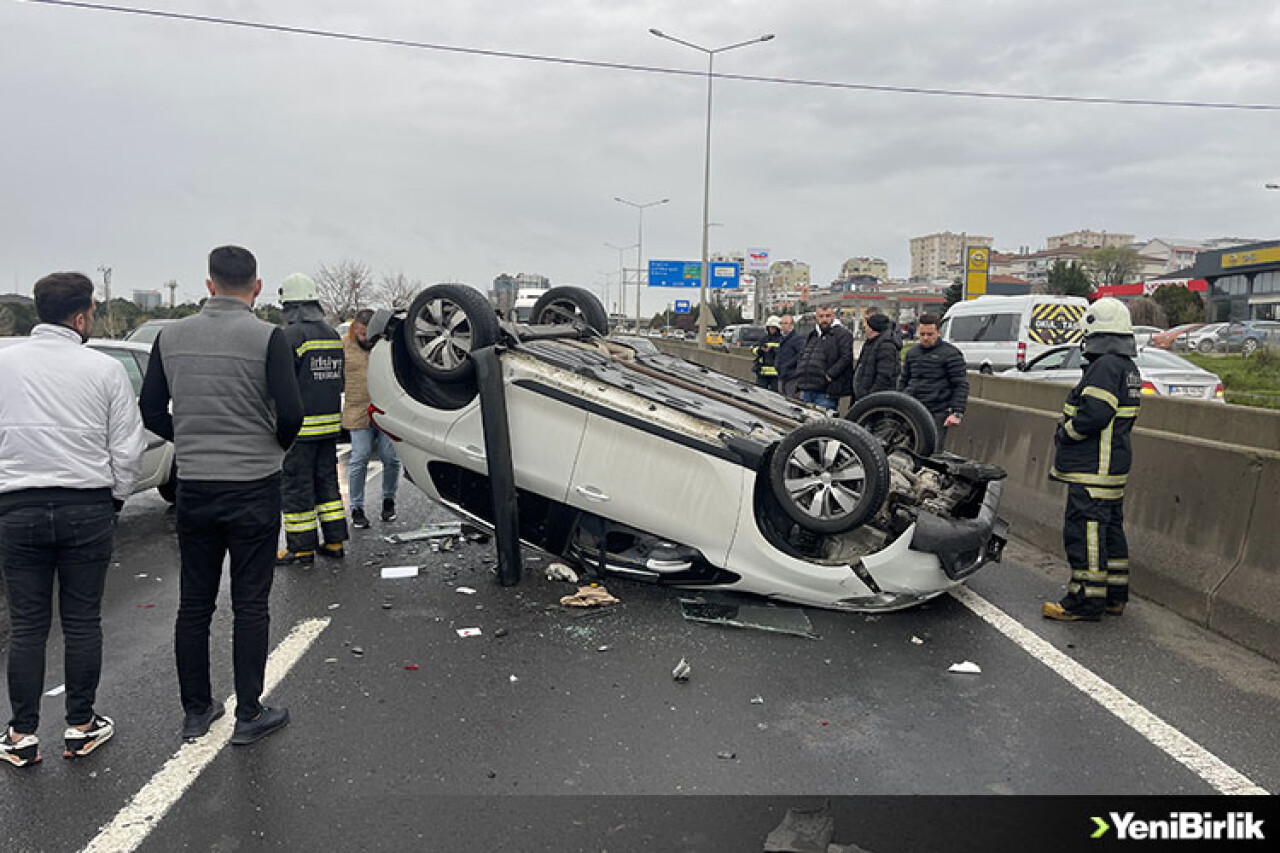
[782,437,866,520]
[413,298,473,369]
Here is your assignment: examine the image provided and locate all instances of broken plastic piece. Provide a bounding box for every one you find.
[383,522,465,544]
[559,585,619,608]
[404,664,419,671]
[672,657,691,681]
[509,674,518,683]
[948,660,982,674]
[456,627,482,638]
[544,562,580,584]
[751,695,764,705]
[716,751,736,760]
[680,597,817,639]
[380,565,419,579]
[910,636,924,645]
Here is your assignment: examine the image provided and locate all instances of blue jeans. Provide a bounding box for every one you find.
[799,390,837,411]
[1,501,115,732]
[348,427,401,510]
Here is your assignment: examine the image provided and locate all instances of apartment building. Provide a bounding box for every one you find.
[1046,230,1135,250]
[838,256,889,283]
[909,232,993,281]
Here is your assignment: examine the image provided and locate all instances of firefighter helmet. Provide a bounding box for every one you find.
[1080,297,1133,336]
[279,273,319,303]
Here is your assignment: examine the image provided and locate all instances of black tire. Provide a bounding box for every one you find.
[769,419,890,535]
[402,284,500,383]
[844,391,940,456]
[979,364,994,375]
[1197,338,1215,354]
[531,286,609,335]
[157,460,177,503]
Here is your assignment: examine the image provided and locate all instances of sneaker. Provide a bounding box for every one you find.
[1,730,40,768]
[1105,602,1127,616]
[381,499,397,523]
[182,702,225,741]
[351,508,371,530]
[1041,602,1101,622]
[230,707,290,746]
[276,549,315,567]
[319,543,344,559]
[63,714,114,759]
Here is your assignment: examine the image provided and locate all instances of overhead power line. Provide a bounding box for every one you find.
[22,0,1280,112]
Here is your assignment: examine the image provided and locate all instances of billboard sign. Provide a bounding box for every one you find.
[648,260,740,289]
[964,246,990,300]
[746,247,771,272]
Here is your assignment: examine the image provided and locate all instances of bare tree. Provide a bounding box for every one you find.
[314,260,373,320]
[375,271,422,310]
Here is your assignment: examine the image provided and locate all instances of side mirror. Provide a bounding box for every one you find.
[367,308,394,344]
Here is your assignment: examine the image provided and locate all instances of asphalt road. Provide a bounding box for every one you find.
[2,458,1279,852]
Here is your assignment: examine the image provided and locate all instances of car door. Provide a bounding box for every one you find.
[91,345,169,490]
[566,413,747,567]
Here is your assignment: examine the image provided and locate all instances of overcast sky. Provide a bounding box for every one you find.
[2,0,1278,316]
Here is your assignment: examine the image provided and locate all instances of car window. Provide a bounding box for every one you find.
[1027,348,1073,371]
[95,346,144,395]
[948,313,1017,342]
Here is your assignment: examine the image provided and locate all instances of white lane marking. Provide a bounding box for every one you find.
[951,586,1268,795]
[80,617,331,853]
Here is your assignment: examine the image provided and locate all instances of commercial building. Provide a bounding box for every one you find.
[1187,240,1280,322]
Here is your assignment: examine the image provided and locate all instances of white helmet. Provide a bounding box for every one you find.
[279,273,319,303]
[1080,297,1132,336]
[765,315,782,328]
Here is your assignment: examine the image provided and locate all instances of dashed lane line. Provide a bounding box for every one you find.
[951,586,1267,795]
[79,617,331,853]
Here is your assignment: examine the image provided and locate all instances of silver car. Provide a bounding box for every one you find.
[1004,344,1225,402]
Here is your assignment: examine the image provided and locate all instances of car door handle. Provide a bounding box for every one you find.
[462,444,486,460]
[574,485,610,502]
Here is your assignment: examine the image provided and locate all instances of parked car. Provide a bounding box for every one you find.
[124,318,182,345]
[1150,323,1206,350]
[364,284,1008,613]
[1131,325,1164,347]
[939,294,1089,373]
[1003,344,1225,402]
[722,324,768,348]
[1185,322,1229,353]
[1216,320,1280,355]
[0,337,177,499]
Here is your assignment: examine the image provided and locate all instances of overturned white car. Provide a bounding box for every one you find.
[366,285,1007,612]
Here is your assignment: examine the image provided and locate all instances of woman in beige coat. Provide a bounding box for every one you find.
[343,310,402,527]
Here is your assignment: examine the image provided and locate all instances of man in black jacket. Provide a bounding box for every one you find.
[1043,298,1142,622]
[794,307,853,411]
[774,315,805,399]
[899,313,968,449]
[275,273,348,566]
[853,312,901,400]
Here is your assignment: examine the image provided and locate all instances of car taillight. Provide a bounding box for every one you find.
[1016,340,1027,367]
[368,404,403,442]
[1140,381,1158,395]
[1214,382,1225,399]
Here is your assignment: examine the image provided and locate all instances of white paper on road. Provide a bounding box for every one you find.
[456,627,482,638]
[947,661,982,674]
[455,586,477,595]
[380,565,419,579]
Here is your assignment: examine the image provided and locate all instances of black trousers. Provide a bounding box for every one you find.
[1061,483,1130,615]
[0,502,115,732]
[174,475,280,722]
[281,437,347,552]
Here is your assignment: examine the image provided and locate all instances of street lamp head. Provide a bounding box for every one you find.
[1266,183,1280,190]
[649,28,664,37]
[759,34,775,42]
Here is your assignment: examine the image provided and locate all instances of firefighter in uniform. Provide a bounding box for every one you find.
[752,316,784,391]
[1042,297,1142,622]
[275,273,348,565]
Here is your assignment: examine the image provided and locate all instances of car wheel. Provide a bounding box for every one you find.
[402,284,500,382]
[157,461,177,503]
[769,419,890,535]
[979,364,993,375]
[1242,338,1259,356]
[844,391,940,456]
[530,286,609,335]
[1197,338,1215,354]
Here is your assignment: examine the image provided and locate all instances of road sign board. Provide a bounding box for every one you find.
[674,300,691,314]
[648,260,740,289]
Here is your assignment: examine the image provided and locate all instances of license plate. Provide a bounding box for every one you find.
[1169,385,1202,397]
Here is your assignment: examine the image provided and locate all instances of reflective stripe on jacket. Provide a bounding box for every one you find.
[282,307,344,441]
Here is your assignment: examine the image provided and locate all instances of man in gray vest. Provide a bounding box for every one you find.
[140,246,303,745]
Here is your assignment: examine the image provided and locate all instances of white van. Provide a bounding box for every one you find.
[939,294,1088,373]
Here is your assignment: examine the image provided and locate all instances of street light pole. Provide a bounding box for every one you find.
[650,28,774,349]
[614,197,668,332]
[605,241,638,324]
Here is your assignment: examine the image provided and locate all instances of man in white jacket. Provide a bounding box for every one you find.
[0,272,145,768]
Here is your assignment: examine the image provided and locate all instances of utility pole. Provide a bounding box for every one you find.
[165,279,178,309]
[97,266,114,337]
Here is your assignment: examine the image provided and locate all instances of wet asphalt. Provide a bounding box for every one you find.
[2,460,1279,852]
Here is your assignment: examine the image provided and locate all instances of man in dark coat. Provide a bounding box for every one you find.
[794,307,854,411]
[899,312,968,449]
[774,315,805,399]
[853,312,901,400]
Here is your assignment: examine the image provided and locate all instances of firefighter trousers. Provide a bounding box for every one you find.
[281,437,348,553]
[1061,483,1129,615]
